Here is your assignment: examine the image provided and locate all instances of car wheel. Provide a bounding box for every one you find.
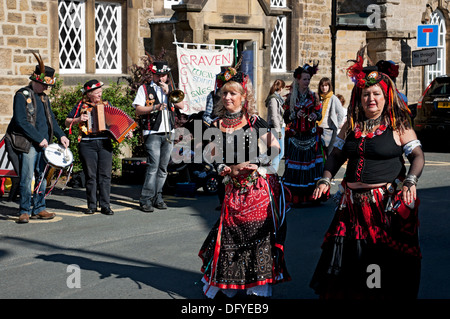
[203,176,218,194]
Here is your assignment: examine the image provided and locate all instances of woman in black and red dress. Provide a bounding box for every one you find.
[198,67,290,299]
[282,63,326,204]
[310,50,425,299]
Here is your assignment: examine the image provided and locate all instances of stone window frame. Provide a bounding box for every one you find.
[262,0,292,74]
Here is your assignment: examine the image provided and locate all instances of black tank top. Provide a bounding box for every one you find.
[217,115,270,166]
[344,127,405,184]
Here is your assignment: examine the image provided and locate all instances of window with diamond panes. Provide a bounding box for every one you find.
[425,10,446,86]
[95,2,122,74]
[271,15,286,72]
[58,0,86,74]
[271,0,286,8]
[164,0,183,9]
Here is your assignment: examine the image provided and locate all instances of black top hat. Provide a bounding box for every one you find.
[149,61,171,75]
[29,52,56,86]
[82,79,104,94]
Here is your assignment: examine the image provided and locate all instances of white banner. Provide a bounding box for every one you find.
[176,45,234,115]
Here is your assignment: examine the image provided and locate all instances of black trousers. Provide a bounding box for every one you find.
[79,139,113,210]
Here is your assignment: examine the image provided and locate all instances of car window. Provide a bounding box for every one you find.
[430,84,450,95]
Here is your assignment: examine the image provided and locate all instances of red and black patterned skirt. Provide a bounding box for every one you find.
[199,172,290,294]
[310,181,421,299]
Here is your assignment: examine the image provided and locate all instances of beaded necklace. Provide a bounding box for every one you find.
[361,116,382,132]
[221,111,243,128]
[354,123,387,139]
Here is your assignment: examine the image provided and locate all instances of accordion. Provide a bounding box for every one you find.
[83,102,137,143]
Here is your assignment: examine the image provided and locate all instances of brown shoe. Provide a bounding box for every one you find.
[31,210,56,220]
[18,213,29,224]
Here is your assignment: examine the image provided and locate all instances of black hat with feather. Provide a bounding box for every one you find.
[29,52,56,86]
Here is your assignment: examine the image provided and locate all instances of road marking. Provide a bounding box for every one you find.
[2,215,63,223]
[425,160,450,166]
[57,212,87,217]
[113,207,133,212]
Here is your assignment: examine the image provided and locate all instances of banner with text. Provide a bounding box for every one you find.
[176,45,234,114]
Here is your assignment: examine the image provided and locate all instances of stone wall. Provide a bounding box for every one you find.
[0,0,52,134]
[292,0,364,108]
[299,0,435,109]
[366,0,429,106]
[304,0,435,108]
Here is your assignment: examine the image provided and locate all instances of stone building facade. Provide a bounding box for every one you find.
[0,0,448,135]
[0,0,154,134]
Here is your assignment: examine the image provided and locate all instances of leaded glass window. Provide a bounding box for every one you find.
[58,0,123,74]
[271,15,287,72]
[271,0,286,8]
[59,0,86,74]
[425,10,446,85]
[95,2,122,74]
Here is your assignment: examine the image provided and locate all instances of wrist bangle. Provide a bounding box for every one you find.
[316,177,331,188]
[403,174,418,187]
[217,164,227,175]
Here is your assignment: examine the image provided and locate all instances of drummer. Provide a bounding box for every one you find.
[4,52,70,224]
[65,80,114,216]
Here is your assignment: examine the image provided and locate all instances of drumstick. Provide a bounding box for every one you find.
[64,148,70,162]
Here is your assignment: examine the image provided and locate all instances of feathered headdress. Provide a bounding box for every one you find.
[293,61,319,79]
[215,56,248,92]
[346,44,372,88]
[346,45,411,131]
[29,52,56,86]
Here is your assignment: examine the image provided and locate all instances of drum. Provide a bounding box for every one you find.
[44,143,73,168]
[35,144,74,197]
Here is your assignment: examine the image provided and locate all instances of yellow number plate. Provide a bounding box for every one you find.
[437,102,450,108]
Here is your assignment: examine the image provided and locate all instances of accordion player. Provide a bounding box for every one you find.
[80,101,136,143]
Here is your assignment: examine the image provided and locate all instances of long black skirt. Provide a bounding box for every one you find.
[310,183,421,299]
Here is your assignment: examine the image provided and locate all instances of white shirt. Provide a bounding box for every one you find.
[132,82,172,135]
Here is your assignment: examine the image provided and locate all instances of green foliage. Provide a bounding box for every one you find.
[49,77,139,176]
[126,55,154,96]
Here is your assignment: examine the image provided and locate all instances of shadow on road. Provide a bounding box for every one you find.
[2,236,203,299]
[36,253,203,298]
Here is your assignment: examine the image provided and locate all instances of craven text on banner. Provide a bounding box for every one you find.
[176,45,234,115]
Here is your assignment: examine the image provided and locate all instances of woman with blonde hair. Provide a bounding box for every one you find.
[199,67,290,299]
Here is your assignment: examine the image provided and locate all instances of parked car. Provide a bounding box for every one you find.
[414,75,450,143]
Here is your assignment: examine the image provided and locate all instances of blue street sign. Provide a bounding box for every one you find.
[417,25,439,48]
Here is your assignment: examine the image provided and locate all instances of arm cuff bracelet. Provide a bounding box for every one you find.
[333,136,345,150]
[403,140,422,156]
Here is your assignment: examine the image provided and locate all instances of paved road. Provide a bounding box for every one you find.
[0,152,449,300]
